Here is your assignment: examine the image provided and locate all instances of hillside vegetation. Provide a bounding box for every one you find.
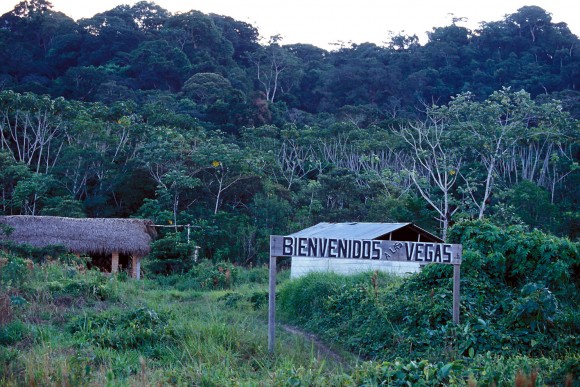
[1,220,578,385]
[0,1,579,385]
[0,1,578,261]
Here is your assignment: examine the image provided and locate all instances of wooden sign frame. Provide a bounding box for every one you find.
[268,235,462,353]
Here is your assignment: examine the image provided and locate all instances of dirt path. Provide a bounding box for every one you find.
[281,324,354,367]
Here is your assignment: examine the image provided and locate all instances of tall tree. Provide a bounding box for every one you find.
[447,88,572,219]
[0,91,71,174]
[125,40,191,91]
[394,109,462,240]
[248,36,303,103]
[194,139,261,214]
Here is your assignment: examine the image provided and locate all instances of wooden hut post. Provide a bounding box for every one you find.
[131,256,141,280]
[111,252,119,274]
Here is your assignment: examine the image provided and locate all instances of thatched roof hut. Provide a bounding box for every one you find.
[0,215,156,256]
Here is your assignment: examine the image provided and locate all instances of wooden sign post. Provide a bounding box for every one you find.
[268,236,462,353]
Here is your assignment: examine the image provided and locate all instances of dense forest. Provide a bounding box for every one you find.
[0,1,579,384]
[0,0,578,269]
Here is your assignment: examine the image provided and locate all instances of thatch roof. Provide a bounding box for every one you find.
[0,216,156,256]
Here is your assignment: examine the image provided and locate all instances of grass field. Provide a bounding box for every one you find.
[1,249,578,386]
[0,259,357,386]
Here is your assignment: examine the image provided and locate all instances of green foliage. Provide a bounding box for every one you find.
[0,247,116,318]
[352,359,463,386]
[507,282,559,332]
[153,263,274,292]
[278,272,372,325]
[68,307,174,353]
[182,72,232,104]
[278,272,405,359]
[0,2,578,383]
[0,253,30,288]
[278,221,578,365]
[466,353,580,386]
[235,264,269,285]
[499,180,558,230]
[0,0,577,240]
[146,232,197,275]
[0,151,31,215]
[272,360,354,386]
[40,195,86,218]
[46,275,114,301]
[186,260,237,290]
[0,248,577,386]
[0,240,76,264]
[321,284,395,357]
[0,319,29,345]
[448,220,579,290]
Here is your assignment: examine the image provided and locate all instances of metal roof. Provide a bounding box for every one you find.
[289,222,411,239]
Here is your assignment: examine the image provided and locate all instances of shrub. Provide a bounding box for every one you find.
[68,307,175,353]
[0,319,28,345]
[278,272,357,325]
[146,233,197,275]
[0,241,69,264]
[46,271,115,301]
[278,271,403,359]
[235,265,269,284]
[466,353,580,386]
[448,220,579,291]
[0,253,29,288]
[353,359,464,386]
[217,290,269,310]
[217,292,246,308]
[248,290,268,309]
[507,282,558,332]
[176,261,237,290]
[277,236,579,362]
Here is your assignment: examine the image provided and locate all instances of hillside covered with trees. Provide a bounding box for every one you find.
[0,0,578,269]
[1,1,579,385]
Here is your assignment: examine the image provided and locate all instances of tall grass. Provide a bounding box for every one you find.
[0,255,352,386]
[4,253,575,385]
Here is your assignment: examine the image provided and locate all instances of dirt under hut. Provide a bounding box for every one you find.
[0,215,156,279]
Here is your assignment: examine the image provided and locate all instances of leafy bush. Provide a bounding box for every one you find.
[68,307,175,353]
[466,353,580,386]
[0,319,29,345]
[235,265,269,284]
[161,261,239,291]
[190,261,237,289]
[217,292,246,308]
[46,275,114,301]
[0,241,70,265]
[0,253,30,288]
[278,271,404,359]
[507,282,558,332]
[448,220,579,291]
[352,359,464,386]
[277,220,579,367]
[248,290,268,309]
[146,232,198,275]
[278,272,387,325]
[217,290,269,310]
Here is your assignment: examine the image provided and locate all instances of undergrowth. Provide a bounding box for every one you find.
[277,220,579,385]
[1,220,578,385]
[0,249,350,386]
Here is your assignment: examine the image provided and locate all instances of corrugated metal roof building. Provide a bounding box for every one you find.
[290,222,442,278]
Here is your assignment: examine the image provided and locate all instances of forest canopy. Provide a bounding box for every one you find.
[0,0,578,267]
